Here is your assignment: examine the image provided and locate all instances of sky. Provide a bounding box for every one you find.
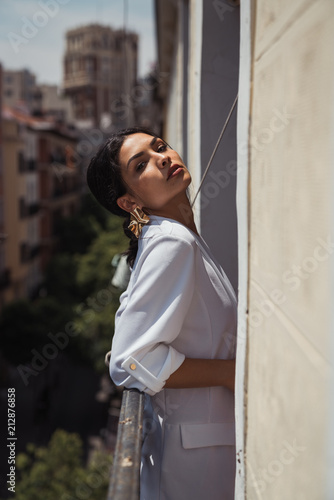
[0,0,156,85]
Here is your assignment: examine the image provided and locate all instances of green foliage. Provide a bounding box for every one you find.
[14,429,112,500]
[72,214,127,371]
[0,194,129,371]
[76,228,126,296]
[74,296,121,373]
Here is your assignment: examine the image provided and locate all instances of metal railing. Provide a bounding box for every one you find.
[107,388,145,500]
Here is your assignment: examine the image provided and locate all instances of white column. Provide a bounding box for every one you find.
[187,0,203,229]
[235,0,252,498]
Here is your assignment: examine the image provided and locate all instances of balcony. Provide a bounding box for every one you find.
[63,72,98,90]
[27,159,37,171]
[27,202,40,216]
[20,243,41,263]
[18,155,37,173]
[19,200,40,218]
[30,244,41,259]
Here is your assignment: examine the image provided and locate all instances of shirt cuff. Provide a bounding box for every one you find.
[121,345,185,396]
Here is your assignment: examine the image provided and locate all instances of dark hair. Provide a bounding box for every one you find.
[86,127,158,267]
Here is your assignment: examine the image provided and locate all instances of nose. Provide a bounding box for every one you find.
[157,152,170,169]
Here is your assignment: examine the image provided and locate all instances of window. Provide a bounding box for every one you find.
[27,159,36,171]
[86,102,94,118]
[102,34,109,49]
[102,57,109,76]
[19,198,27,218]
[20,242,29,263]
[18,152,25,173]
[86,57,95,74]
[0,200,3,227]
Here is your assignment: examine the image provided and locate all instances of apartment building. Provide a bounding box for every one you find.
[0,63,10,308]
[39,84,75,123]
[1,106,81,306]
[63,24,138,128]
[2,68,42,114]
[2,108,42,304]
[38,124,81,271]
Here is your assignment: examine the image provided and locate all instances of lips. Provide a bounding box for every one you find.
[167,164,183,180]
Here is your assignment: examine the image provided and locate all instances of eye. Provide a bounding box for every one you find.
[157,143,167,153]
[136,161,146,172]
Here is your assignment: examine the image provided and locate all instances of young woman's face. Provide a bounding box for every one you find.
[117,133,191,215]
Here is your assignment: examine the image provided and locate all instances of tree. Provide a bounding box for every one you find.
[76,217,127,296]
[13,429,112,500]
[73,216,128,372]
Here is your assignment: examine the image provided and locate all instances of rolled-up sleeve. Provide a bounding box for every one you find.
[109,234,196,395]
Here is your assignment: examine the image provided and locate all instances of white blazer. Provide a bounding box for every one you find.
[109,216,237,500]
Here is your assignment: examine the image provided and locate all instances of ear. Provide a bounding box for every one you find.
[116,194,138,214]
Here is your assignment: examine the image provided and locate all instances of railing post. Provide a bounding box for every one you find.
[107,388,145,500]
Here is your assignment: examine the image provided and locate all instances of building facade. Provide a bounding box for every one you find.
[0,63,11,307]
[1,106,81,307]
[2,68,42,114]
[39,84,75,124]
[63,24,138,129]
[155,0,334,498]
[1,109,42,304]
[38,125,81,271]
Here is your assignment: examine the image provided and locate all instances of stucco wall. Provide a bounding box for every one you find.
[245,1,334,498]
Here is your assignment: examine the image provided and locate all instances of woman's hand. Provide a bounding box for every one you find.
[164,358,236,391]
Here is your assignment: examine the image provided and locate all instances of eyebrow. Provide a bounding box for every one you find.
[126,136,158,169]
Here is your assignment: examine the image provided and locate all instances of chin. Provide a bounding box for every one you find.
[185,175,192,188]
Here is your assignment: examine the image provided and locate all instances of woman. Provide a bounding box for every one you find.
[87,127,237,500]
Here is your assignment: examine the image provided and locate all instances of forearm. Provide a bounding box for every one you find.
[164,358,235,391]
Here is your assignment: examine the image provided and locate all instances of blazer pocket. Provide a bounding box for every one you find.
[180,422,235,449]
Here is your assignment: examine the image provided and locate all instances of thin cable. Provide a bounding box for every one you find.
[191,93,239,208]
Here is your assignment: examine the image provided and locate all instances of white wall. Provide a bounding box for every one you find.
[240,1,334,498]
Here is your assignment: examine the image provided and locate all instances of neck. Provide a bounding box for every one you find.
[147,195,199,236]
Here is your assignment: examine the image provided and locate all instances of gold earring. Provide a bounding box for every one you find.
[128,207,150,238]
